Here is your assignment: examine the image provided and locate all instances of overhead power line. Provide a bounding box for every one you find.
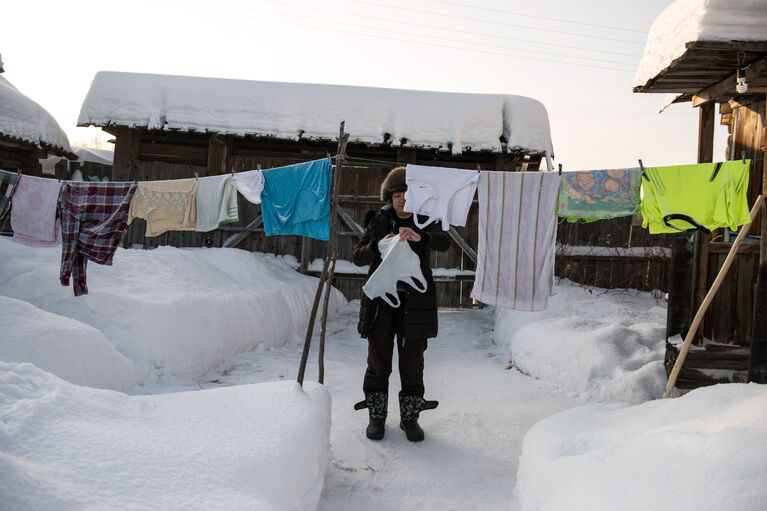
[255,0,642,58]
[149,0,636,73]
[198,0,638,66]
[421,0,649,34]
[346,0,647,45]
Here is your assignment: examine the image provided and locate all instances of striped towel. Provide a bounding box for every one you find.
[470,171,561,311]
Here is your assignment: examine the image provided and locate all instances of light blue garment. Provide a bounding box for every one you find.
[260,158,332,240]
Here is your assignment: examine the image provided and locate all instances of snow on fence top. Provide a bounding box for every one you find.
[78,71,553,156]
[634,0,767,88]
[0,75,72,154]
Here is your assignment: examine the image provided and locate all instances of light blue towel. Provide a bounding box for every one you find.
[261,158,332,240]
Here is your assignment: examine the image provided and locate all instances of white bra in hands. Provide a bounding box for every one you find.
[404,164,480,231]
[362,236,428,308]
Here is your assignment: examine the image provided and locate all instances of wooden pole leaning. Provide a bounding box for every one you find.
[297,121,349,387]
[663,195,764,398]
[318,125,350,384]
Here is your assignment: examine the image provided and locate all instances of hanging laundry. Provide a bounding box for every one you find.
[640,160,751,234]
[470,171,561,311]
[230,168,264,205]
[362,235,428,308]
[403,164,479,231]
[128,178,199,237]
[557,167,641,222]
[9,174,61,246]
[58,182,137,296]
[0,169,23,222]
[260,158,332,240]
[195,174,239,232]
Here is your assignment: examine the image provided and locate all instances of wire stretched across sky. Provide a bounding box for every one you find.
[254,0,643,58]
[419,0,649,34]
[148,0,640,73]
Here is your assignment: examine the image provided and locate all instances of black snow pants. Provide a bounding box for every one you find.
[363,299,427,398]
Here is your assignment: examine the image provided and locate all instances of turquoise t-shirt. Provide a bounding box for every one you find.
[261,158,332,240]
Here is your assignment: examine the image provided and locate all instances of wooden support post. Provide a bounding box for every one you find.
[665,196,763,397]
[299,238,312,274]
[207,134,230,175]
[761,92,767,265]
[318,127,349,385]
[691,101,716,343]
[297,122,349,387]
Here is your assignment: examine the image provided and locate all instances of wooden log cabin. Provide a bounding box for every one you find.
[634,19,767,388]
[0,66,75,176]
[77,71,555,307]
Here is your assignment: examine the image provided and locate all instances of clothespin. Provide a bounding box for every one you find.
[742,150,747,164]
[476,163,481,173]
[558,163,562,176]
[257,163,262,171]
[194,171,199,180]
[639,159,649,181]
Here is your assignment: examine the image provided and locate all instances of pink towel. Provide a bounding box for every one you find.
[10,175,61,246]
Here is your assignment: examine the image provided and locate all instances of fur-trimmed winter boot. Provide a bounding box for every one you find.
[399,394,426,442]
[365,391,387,440]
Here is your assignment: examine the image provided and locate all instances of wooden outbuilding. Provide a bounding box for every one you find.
[0,67,75,175]
[634,16,767,387]
[78,72,554,307]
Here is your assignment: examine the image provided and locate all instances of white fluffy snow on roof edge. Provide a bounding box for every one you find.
[77,71,553,156]
[634,0,767,88]
[0,75,72,153]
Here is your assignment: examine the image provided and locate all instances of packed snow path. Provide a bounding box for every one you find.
[138,302,579,510]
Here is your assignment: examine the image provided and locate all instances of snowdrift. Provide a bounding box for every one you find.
[0,296,141,390]
[494,282,667,403]
[0,237,346,388]
[515,383,767,511]
[0,362,331,511]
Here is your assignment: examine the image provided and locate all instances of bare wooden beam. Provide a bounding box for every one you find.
[693,57,767,104]
[336,205,364,236]
[222,215,262,248]
[447,227,478,264]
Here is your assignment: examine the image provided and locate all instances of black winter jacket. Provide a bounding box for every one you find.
[352,204,450,339]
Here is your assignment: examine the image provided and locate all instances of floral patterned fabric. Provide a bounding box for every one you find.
[557,168,642,222]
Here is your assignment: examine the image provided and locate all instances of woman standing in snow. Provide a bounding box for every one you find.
[352,166,450,442]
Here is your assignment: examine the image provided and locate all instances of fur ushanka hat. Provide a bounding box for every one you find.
[380,166,407,202]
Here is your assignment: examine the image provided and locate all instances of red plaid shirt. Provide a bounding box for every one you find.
[58,182,136,296]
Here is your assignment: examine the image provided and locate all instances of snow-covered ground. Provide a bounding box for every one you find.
[515,383,767,511]
[2,234,765,510]
[0,237,345,389]
[495,282,668,404]
[0,362,330,511]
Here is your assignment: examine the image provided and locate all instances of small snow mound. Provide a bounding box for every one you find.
[0,296,142,390]
[515,383,767,511]
[495,282,667,404]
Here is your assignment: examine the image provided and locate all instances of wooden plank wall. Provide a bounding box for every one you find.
[555,216,673,292]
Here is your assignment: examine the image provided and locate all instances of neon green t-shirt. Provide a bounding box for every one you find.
[640,160,751,234]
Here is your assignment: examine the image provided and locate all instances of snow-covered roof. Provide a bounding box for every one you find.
[0,75,72,154]
[74,146,114,165]
[634,0,767,88]
[78,71,553,156]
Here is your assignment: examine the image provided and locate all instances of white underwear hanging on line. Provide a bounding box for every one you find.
[230,168,264,205]
[403,164,480,231]
[362,236,427,308]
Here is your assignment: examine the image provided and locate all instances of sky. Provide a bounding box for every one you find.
[1,0,728,169]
